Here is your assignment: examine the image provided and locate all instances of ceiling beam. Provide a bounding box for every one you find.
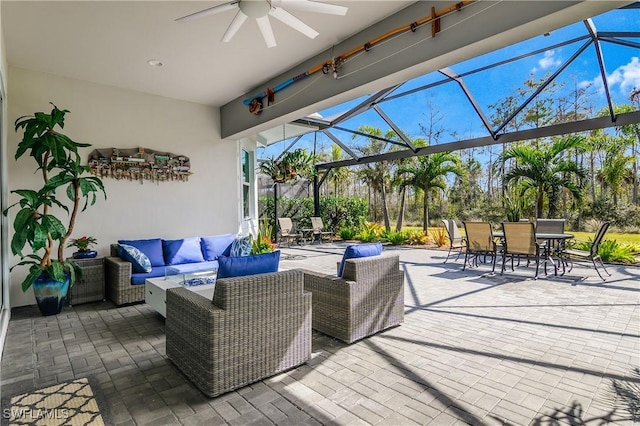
[221,1,628,139]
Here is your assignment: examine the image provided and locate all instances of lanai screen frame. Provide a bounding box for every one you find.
[255,7,640,215]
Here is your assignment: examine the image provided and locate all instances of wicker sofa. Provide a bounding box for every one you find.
[165,269,312,397]
[303,254,404,343]
[105,234,236,305]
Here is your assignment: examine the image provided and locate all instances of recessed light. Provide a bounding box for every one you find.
[147,59,164,67]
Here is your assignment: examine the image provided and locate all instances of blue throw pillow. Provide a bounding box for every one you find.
[163,237,205,265]
[118,238,164,267]
[201,234,236,261]
[217,251,280,279]
[230,235,252,257]
[338,242,383,277]
[118,244,152,273]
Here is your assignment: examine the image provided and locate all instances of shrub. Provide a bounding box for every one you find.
[430,227,449,247]
[568,239,639,263]
[383,230,406,246]
[339,227,357,241]
[405,229,429,245]
[598,240,637,263]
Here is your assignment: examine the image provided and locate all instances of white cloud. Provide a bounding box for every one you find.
[579,57,640,96]
[539,50,561,70]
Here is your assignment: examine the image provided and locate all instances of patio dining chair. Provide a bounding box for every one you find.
[462,222,498,273]
[441,219,466,263]
[277,217,302,247]
[501,222,544,279]
[310,217,332,243]
[565,221,611,281]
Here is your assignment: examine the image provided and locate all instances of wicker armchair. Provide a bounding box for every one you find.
[302,255,404,344]
[104,244,145,305]
[166,269,312,397]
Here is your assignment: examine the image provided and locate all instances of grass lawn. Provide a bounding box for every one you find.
[568,231,640,246]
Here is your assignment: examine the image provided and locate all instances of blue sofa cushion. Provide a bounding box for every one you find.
[131,266,167,285]
[217,251,280,279]
[118,244,152,273]
[163,237,205,265]
[118,238,164,267]
[200,234,235,261]
[230,235,252,257]
[338,242,383,277]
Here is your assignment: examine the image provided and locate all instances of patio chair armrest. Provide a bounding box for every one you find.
[166,287,223,344]
[104,256,132,292]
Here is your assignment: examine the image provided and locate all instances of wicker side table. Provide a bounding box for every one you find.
[68,257,105,306]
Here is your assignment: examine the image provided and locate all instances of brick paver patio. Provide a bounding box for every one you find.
[1,245,638,425]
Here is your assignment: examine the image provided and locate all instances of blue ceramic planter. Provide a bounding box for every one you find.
[73,250,97,259]
[33,273,70,316]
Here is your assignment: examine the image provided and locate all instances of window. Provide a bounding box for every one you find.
[241,149,252,219]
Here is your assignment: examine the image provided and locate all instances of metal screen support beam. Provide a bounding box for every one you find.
[333,126,409,149]
[439,67,496,139]
[275,135,303,162]
[372,105,416,151]
[494,40,592,135]
[313,174,320,217]
[585,19,616,121]
[598,37,640,50]
[322,130,360,160]
[331,86,402,126]
[316,110,640,169]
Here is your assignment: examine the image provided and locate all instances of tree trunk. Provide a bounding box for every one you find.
[536,190,544,219]
[423,192,430,232]
[381,185,391,232]
[396,187,406,232]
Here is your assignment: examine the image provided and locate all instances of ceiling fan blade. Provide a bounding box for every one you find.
[221,10,248,42]
[269,7,319,39]
[256,16,277,48]
[277,0,347,16]
[176,0,239,23]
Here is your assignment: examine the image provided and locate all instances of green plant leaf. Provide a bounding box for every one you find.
[22,265,43,292]
[10,228,28,257]
[49,261,66,282]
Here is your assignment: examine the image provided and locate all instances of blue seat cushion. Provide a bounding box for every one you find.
[131,266,166,285]
[163,237,205,265]
[217,250,280,279]
[117,244,152,273]
[338,242,383,277]
[200,234,235,261]
[118,238,165,267]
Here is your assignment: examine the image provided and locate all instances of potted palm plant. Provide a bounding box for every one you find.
[3,104,106,316]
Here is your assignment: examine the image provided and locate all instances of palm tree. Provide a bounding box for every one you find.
[397,151,463,231]
[328,145,351,197]
[495,135,587,218]
[354,126,395,231]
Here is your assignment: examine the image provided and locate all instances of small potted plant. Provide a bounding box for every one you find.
[68,236,98,259]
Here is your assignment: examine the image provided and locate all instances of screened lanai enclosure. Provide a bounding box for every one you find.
[252,3,640,232]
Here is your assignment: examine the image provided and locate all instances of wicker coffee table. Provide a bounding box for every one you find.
[146,276,215,318]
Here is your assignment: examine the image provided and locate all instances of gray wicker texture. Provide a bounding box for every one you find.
[166,269,312,398]
[303,255,404,344]
[68,257,105,305]
[104,244,144,305]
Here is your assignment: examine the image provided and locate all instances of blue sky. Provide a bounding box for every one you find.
[259,5,639,160]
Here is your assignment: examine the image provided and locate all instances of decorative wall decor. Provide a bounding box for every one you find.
[87,147,192,183]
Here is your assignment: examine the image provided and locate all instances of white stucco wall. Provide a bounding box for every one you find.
[6,67,243,307]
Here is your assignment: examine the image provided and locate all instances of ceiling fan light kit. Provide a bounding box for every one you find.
[176,0,348,48]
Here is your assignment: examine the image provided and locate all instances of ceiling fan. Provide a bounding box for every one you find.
[176,0,348,48]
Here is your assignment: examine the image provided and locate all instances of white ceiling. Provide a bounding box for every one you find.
[1,1,413,107]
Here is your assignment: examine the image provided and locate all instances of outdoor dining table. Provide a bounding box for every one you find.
[492,231,575,276]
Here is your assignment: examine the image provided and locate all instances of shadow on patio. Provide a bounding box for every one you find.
[1,245,638,425]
